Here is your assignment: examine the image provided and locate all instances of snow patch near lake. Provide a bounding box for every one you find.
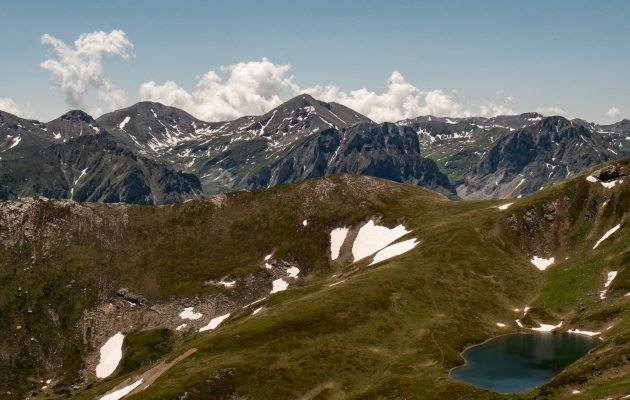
[593,224,620,249]
[179,307,202,320]
[516,319,523,328]
[199,313,230,332]
[352,221,410,261]
[530,321,562,332]
[369,239,419,265]
[498,203,513,210]
[96,332,124,378]
[330,227,349,260]
[101,379,144,400]
[270,278,288,293]
[568,328,601,337]
[531,257,554,271]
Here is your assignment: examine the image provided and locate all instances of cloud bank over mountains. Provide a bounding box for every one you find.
[139,60,516,123]
[31,30,617,124]
[39,30,134,116]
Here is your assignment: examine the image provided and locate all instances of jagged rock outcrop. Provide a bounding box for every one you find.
[246,122,458,199]
[0,135,202,205]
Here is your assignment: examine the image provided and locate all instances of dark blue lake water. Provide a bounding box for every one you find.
[449,333,600,393]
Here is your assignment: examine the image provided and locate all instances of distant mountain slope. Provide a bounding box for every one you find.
[0,135,202,204]
[40,110,104,141]
[245,122,457,199]
[0,111,56,160]
[460,116,616,199]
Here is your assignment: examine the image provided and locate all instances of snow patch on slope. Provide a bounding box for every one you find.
[96,332,124,378]
[352,221,410,261]
[330,228,349,260]
[369,239,419,265]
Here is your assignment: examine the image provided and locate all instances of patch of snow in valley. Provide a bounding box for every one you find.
[96,332,124,378]
[101,379,144,400]
[75,168,88,185]
[330,228,349,260]
[593,224,620,249]
[514,178,525,189]
[369,239,419,265]
[498,203,513,210]
[530,257,554,271]
[199,313,230,332]
[270,278,289,293]
[119,116,131,130]
[530,321,562,332]
[218,281,235,287]
[568,328,601,337]
[352,221,410,261]
[179,307,202,320]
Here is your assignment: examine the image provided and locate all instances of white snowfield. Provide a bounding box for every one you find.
[369,239,419,265]
[601,180,619,189]
[218,281,235,287]
[270,278,289,293]
[498,203,514,210]
[264,254,272,260]
[497,323,506,327]
[199,313,230,332]
[516,319,523,328]
[253,307,263,315]
[600,271,618,299]
[593,224,620,249]
[176,324,187,331]
[101,379,144,400]
[330,227,349,260]
[96,332,124,378]
[352,221,410,261]
[568,328,601,337]
[586,175,598,183]
[179,307,202,320]
[119,116,131,130]
[286,266,299,278]
[530,321,562,332]
[530,256,554,271]
[303,219,308,226]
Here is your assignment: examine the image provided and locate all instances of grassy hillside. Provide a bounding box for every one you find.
[3,163,630,399]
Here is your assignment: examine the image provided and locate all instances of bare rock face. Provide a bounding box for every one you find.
[591,165,619,181]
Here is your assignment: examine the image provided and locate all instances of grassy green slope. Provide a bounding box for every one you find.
[6,161,630,399]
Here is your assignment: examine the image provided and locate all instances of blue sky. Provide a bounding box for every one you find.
[0,0,627,123]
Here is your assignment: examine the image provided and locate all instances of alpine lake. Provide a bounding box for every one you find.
[449,332,601,393]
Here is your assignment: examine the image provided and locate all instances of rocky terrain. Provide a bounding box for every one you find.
[0,135,202,204]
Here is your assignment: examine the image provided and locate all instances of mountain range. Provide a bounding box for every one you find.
[3,159,630,399]
[1,95,629,204]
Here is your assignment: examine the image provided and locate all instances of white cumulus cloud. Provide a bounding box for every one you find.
[297,72,474,122]
[0,97,34,118]
[607,107,621,119]
[139,58,297,122]
[40,30,133,112]
[139,59,518,123]
[534,107,567,116]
